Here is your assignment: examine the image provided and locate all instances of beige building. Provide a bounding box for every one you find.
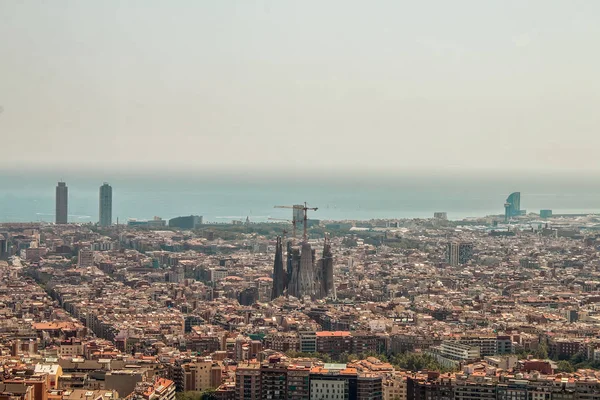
[183,360,222,392]
[382,373,407,400]
[34,364,63,390]
[78,249,94,267]
[58,340,83,357]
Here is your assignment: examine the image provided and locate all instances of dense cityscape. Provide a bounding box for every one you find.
[4,0,599,399]
[2,182,600,400]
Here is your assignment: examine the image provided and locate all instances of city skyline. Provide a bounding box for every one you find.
[2,2,600,399]
[3,189,600,399]
[5,174,600,225]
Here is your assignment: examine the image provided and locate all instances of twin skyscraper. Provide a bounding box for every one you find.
[55,181,112,226]
[98,183,112,227]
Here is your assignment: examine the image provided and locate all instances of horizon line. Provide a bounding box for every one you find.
[2,164,600,177]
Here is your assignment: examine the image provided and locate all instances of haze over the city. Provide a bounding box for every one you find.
[6,3,600,399]
[1,1,599,173]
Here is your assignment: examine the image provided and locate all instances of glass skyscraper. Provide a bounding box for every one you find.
[99,183,112,227]
[504,192,521,222]
[55,181,68,224]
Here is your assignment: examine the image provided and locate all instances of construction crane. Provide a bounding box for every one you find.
[268,217,296,243]
[268,218,291,242]
[273,202,318,242]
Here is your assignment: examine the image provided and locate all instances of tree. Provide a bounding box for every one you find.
[176,392,202,400]
[200,389,217,400]
[175,390,216,400]
[284,351,331,363]
[556,360,574,373]
[569,352,586,365]
[338,352,359,363]
[533,341,548,359]
[390,353,453,373]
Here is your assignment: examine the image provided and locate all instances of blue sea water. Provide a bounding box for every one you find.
[1,171,600,223]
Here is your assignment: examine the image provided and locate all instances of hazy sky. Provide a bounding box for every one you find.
[1,1,599,173]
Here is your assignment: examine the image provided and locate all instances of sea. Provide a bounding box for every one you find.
[1,170,600,223]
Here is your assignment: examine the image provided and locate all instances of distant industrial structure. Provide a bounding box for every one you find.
[504,192,525,222]
[99,183,112,227]
[127,216,166,228]
[271,203,335,301]
[168,215,203,229]
[446,241,473,266]
[273,203,317,243]
[55,181,68,224]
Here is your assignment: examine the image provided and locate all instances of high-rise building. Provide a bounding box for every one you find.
[287,365,310,400]
[235,362,261,400]
[260,358,288,400]
[293,205,304,233]
[182,359,221,392]
[0,233,7,259]
[55,181,68,224]
[446,242,473,266]
[99,183,112,227]
[446,242,459,266]
[78,248,94,267]
[504,192,522,222]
